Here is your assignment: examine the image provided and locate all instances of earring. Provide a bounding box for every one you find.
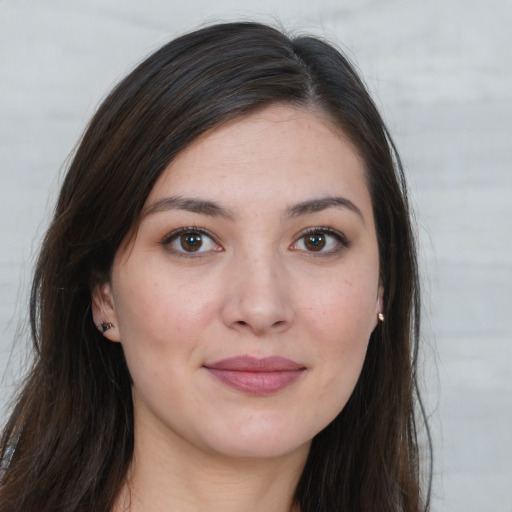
[377,313,384,323]
[99,322,114,333]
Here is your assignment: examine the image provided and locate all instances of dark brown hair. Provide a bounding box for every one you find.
[0,22,431,511]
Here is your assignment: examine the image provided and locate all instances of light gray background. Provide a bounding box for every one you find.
[1,1,511,511]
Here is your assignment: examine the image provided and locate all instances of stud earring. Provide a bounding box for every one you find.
[99,322,114,333]
[377,313,385,322]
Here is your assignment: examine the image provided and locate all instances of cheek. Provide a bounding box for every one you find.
[302,271,377,340]
[298,272,377,398]
[111,278,208,407]
[112,268,219,364]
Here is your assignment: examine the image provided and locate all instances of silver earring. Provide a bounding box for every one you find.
[99,322,113,333]
[377,313,384,322]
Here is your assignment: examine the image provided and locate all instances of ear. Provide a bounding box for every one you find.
[91,281,121,342]
[377,285,384,314]
[373,284,385,330]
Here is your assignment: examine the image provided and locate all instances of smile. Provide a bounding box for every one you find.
[204,356,306,394]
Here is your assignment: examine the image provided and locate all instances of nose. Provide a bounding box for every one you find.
[220,251,294,336]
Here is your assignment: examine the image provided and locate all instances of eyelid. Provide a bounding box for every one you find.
[162,227,223,257]
[290,226,351,254]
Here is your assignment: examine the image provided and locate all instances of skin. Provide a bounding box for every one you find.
[93,104,383,512]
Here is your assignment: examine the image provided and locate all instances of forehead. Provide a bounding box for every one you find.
[146,104,371,217]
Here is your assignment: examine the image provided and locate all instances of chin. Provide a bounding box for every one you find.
[197,415,315,460]
[210,437,311,460]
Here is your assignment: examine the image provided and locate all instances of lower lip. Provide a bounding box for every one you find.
[206,368,304,394]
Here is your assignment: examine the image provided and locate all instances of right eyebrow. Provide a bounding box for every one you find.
[286,196,365,225]
[143,195,236,220]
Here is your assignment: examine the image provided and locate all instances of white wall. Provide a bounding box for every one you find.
[1,1,511,510]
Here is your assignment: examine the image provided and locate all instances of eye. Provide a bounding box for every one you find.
[163,228,222,255]
[291,228,349,254]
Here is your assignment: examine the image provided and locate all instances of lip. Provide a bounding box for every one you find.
[204,356,306,394]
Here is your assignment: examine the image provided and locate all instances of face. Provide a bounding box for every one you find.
[93,104,382,461]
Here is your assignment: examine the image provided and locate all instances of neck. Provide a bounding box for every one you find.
[113,410,308,512]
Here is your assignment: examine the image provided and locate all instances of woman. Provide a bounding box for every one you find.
[0,22,431,512]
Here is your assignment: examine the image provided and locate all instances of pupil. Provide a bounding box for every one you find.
[181,233,202,252]
[306,233,325,251]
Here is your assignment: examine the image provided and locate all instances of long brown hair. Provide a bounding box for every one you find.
[0,22,431,511]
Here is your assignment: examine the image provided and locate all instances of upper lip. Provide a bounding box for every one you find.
[204,356,305,372]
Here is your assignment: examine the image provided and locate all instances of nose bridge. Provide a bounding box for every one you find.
[222,244,293,334]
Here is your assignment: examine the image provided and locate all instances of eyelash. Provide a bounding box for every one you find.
[161,226,350,258]
[162,227,221,258]
[291,226,350,255]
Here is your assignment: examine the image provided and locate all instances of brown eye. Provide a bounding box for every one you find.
[304,233,326,251]
[180,233,203,252]
[291,228,348,255]
[165,228,221,256]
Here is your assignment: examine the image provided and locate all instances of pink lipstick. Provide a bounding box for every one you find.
[204,356,305,394]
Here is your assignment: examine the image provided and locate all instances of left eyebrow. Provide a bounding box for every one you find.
[143,195,236,220]
[286,196,365,224]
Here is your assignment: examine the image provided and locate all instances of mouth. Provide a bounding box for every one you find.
[203,356,306,395]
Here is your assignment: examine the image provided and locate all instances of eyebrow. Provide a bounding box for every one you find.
[144,196,235,220]
[144,194,364,224]
[286,196,365,223]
